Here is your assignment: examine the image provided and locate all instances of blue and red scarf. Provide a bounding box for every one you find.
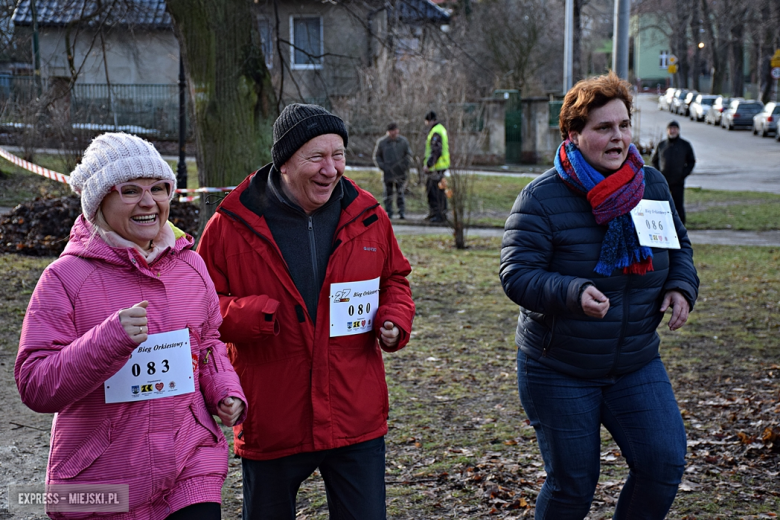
[554,139,653,276]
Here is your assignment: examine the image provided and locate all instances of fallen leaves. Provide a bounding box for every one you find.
[0,195,200,256]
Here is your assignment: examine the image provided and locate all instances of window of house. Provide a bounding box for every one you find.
[290,16,322,69]
[257,18,273,69]
[659,50,669,69]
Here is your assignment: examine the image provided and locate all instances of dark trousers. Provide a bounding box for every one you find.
[518,352,686,519]
[166,502,220,520]
[383,179,406,217]
[242,437,386,520]
[425,171,447,219]
[668,184,686,224]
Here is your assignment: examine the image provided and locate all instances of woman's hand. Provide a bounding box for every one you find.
[660,290,690,331]
[379,321,400,349]
[118,301,149,344]
[217,396,245,426]
[581,285,610,318]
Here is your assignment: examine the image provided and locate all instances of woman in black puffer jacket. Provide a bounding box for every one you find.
[499,72,699,520]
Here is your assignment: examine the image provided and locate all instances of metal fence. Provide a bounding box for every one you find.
[0,76,190,139]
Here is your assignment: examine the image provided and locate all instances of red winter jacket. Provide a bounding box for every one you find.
[197,166,415,460]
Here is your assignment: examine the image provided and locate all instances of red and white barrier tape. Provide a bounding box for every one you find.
[0,146,235,200]
[175,186,235,202]
[0,146,70,184]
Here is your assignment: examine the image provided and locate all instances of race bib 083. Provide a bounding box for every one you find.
[104,328,195,403]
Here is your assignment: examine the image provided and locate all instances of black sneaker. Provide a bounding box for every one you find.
[398,214,406,220]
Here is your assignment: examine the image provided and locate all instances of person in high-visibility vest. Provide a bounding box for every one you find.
[423,111,450,223]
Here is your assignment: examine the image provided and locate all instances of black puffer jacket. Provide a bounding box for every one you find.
[650,137,695,186]
[499,166,699,379]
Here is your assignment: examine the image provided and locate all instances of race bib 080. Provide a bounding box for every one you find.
[329,277,380,337]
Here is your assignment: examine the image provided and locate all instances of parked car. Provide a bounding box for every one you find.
[671,89,690,115]
[752,102,780,137]
[721,99,764,130]
[705,96,732,126]
[658,87,676,111]
[679,90,698,116]
[689,94,718,122]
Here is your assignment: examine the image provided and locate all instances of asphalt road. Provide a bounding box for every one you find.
[634,92,780,194]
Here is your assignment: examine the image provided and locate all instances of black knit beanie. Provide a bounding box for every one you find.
[272,103,349,170]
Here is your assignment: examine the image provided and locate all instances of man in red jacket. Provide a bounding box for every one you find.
[197,103,415,520]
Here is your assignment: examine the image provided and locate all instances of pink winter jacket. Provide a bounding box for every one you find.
[15,216,246,520]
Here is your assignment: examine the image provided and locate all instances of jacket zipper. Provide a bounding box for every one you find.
[542,316,556,357]
[308,216,318,286]
[203,349,219,372]
[610,276,632,375]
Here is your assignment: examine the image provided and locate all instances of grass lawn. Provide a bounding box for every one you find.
[1,233,778,518]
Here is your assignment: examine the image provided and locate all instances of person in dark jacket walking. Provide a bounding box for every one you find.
[650,120,696,223]
[197,104,415,520]
[373,122,412,219]
[500,73,699,520]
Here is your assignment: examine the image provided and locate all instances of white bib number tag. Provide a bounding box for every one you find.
[629,199,681,249]
[104,328,195,403]
[330,277,380,337]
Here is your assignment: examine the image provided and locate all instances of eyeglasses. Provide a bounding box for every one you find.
[111,180,173,204]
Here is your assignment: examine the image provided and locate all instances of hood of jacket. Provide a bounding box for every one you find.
[215,163,373,234]
[62,215,194,269]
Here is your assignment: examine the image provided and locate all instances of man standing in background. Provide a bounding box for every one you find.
[651,120,696,223]
[423,111,450,223]
[373,122,412,219]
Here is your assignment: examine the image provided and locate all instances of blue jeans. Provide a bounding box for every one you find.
[517,351,686,520]
[242,437,386,520]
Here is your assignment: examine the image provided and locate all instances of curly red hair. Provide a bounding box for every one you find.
[559,72,633,140]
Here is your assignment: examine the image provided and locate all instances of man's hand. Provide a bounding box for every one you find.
[379,321,400,349]
[660,290,690,331]
[581,285,610,319]
[217,396,245,426]
[119,301,149,344]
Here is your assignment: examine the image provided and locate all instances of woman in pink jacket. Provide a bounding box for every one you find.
[15,133,246,520]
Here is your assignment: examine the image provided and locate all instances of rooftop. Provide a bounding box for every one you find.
[12,0,171,28]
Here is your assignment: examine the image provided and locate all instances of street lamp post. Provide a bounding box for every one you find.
[612,0,630,80]
[563,0,573,93]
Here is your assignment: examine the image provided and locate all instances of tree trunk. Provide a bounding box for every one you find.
[758,0,775,103]
[691,0,701,91]
[165,0,277,237]
[675,1,691,88]
[730,18,745,97]
[701,0,726,94]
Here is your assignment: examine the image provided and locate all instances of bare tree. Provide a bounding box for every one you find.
[728,5,748,97]
[690,0,702,91]
[700,0,731,94]
[749,0,780,103]
[446,0,563,95]
[165,0,276,233]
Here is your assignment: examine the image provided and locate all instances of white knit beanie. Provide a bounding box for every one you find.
[69,133,177,221]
